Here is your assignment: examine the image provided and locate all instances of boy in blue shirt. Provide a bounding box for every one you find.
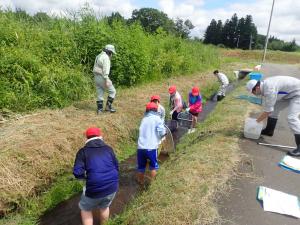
[73,127,119,225]
[137,102,166,185]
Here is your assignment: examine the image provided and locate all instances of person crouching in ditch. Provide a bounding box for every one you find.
[137,102,166,186]
[213,70,229,101]
[73,127,119,225]
[169,85,183,120]
[186,86,202,134]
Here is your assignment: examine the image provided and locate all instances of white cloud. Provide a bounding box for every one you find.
[0,0,137,18]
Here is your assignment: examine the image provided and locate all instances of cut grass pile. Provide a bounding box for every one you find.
[107,84,250,225]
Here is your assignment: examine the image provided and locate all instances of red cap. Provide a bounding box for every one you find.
[146,102,158,111]
[168,85,176,94]
[191,86,200,96]
[150,95,160,102]
[85,127,102,138]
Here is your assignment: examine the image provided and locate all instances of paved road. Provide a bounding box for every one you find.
[218,63,300,225]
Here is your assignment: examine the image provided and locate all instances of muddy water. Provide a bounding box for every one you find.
[39,84,236,225]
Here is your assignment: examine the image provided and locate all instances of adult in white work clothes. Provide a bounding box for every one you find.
[246,76,300,156]
[93,44,117,113]
[213,70,229,101]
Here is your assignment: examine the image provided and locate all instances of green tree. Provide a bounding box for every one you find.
[106,12,126,26]
[174,18,195,39]
[204,19,218,44]
[221,19,231,47]
[215,20,223,44]
[129,8,174,34]
[238,15,257,49]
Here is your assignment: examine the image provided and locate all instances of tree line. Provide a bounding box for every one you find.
[204,13,299,52]
[106,8,194,39]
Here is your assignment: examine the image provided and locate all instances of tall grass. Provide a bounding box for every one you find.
[0,8,220,112]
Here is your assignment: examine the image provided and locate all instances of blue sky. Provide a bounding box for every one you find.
[0,0,299,43]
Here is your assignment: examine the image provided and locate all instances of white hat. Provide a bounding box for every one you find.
[105,44,116,54]
[246,80,258,92]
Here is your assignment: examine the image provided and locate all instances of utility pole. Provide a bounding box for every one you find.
[249,34,252,50]
[262,0,275,63]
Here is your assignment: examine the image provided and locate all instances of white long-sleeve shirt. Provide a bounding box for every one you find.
[93,51,111,79]
[137,112,166,150]
[217,72,229,86]
[261,76,300,112]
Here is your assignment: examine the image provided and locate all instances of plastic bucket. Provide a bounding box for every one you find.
[249,72,263,81]
[244,117,263,139]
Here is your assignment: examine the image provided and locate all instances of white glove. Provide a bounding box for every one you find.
[186,107,190,112]
[169,110,174,115]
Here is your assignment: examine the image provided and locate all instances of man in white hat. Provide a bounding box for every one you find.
[246,76,300,156]
[93,44,117,113]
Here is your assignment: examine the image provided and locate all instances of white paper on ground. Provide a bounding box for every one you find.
[261,186,300,218]
[280,156,300,171]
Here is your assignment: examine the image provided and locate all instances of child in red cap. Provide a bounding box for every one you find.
[137,102,166,185]
[73,127,119,225]
[150,95,165,122]
[168,85,183,121]
[186,86,202,133]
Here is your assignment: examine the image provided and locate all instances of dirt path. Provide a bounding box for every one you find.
[218,63,300,225]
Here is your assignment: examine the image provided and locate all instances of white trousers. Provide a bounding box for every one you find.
[94,74,116,101]
[217,84,228,96]
[270,96,300,134]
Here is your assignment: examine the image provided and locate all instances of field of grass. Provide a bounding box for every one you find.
[221,49,300,64]
[107,83,250,225]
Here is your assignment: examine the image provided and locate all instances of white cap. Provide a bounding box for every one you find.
[104,44,116,54]
[246,80,258,92]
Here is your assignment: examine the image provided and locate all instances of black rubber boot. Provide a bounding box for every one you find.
[261,117,278,136]
[96,100,103,114]
[105,97,116,113]
[217,95,225,101]
[287,134,300,157]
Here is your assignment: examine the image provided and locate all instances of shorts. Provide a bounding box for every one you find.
[137,149,159,172]
[79,191,116,211]
[189,111,199,117]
